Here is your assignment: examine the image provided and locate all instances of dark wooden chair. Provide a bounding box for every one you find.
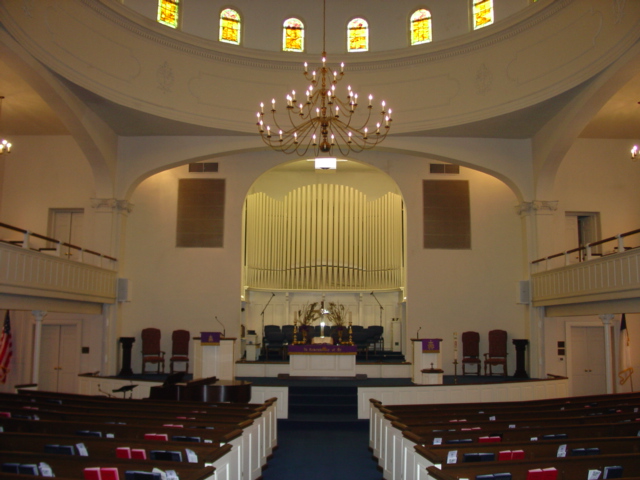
[169,329,190,373]
[141,327,165,374]
[484,329,508,376]
[461,331,481,375]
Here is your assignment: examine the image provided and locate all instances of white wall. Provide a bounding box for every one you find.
[121,150,526,375]
[0,136,97,243]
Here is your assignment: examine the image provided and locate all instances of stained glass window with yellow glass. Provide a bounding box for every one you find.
[348,18,368,52]
[473,0,494,30]
[411,9,432,45]
[157,0,179,29]
[220,8,241,45]
[283,18,304,52]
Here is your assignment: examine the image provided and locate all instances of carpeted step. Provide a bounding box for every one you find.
[288,385,358,419]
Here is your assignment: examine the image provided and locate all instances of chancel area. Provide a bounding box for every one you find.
[1,1,640,479]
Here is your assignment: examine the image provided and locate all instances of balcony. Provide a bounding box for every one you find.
[0,223,117,305]
[530,229,640,308]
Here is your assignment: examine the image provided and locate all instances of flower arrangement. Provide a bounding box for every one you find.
[297,302,321,329]
[326,302,349,328]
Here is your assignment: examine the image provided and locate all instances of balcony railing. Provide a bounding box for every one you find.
[0,222,118,304]
[530,229,640,307]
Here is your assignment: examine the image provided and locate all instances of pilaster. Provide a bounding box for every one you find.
[91,198,135,376]
[516,200,559,379]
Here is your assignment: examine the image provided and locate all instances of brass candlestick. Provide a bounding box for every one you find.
[453,359,458,384]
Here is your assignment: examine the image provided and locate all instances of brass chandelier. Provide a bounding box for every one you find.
[256,0,392,157]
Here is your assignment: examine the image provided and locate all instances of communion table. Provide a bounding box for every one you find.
[288,344,357,377]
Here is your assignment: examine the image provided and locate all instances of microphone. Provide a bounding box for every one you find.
[215,316,226,337]
[272,292,276,297]
[370,291,374,295]
[416,326,422,339]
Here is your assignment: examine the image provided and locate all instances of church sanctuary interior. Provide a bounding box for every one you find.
[1,1,640,479]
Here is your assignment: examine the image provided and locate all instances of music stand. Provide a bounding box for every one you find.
[112,384,138,399]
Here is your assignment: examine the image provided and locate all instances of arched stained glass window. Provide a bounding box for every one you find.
[348,18,368,52]
[157,0,179,29]
[472,0,494,30]
[410,9,432,45]
[220,8,241,45]
[283,18,304,52]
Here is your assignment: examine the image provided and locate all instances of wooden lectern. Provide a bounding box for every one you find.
[412,338,444,385]
[193,333,236,381]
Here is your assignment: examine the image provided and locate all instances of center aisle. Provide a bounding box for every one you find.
[262,420,383,480]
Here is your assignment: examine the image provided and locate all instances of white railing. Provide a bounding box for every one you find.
[530,229,640,307]
[0,222,118,304]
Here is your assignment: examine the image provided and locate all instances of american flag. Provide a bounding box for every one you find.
[0,311,13,384]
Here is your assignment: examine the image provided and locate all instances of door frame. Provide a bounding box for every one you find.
[34,317,82,392]
[564,321,611,396]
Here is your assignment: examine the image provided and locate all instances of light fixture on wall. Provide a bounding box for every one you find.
[256,0,392,157]
[0,96,12,155]
[631,145,639,161]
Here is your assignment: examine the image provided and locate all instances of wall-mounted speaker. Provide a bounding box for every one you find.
[117,278,132,302]
[517,280,530,305]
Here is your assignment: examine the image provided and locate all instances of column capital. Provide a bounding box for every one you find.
[599,314,615,325]
[31,310,47,322]
[515,200,558,217]
[91,198,134,216]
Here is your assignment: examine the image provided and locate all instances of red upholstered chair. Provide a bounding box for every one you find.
[484,329,508,376]
[461,331,481,375]
[141,328,165,374]
[170,329,190,374]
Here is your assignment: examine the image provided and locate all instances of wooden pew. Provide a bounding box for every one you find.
[424,453,640,480]
[397,420,640,480]
[415,435,640,465]
[0,394,276,480]
[10,391,280,473]
[369,397,640,480]
[0,450,219,480]
[0,431,234,467]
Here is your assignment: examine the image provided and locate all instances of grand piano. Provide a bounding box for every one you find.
[148,374,252,403]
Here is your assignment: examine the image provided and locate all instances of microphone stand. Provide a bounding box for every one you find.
[371,292,383,326]
[260,293,276,357]
[371,291,384,357]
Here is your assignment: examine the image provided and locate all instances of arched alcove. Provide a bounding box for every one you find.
[242,159,405,293]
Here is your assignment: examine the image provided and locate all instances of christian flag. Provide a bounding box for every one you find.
[618,314,634,386]
[0,311,13,384]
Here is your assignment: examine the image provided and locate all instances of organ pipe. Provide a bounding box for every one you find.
[244,185,403,290]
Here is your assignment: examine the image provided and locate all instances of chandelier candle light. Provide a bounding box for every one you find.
[256,1,392,157]
[0,96,11,155]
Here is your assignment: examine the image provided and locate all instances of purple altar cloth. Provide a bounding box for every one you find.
[288,344,357,355]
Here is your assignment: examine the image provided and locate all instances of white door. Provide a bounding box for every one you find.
[39,325,79,393]
[570,326,607,397]
[49,209,84,261]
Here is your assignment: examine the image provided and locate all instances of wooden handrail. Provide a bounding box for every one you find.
[0,221,117,262]
[531,228,640,265]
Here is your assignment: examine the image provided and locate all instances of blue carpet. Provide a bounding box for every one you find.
[263,420,382,480]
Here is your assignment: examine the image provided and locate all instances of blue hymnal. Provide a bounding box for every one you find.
[1,464,20,473]
[18,464,39,476]
[44,444,75,455]
[493,474,512,480]
[603,466,623,479]
[150,450,182,462]
[479,452,495,462]
[125,472,162,480]
[171,435,201,443]
[76,430,102,437]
